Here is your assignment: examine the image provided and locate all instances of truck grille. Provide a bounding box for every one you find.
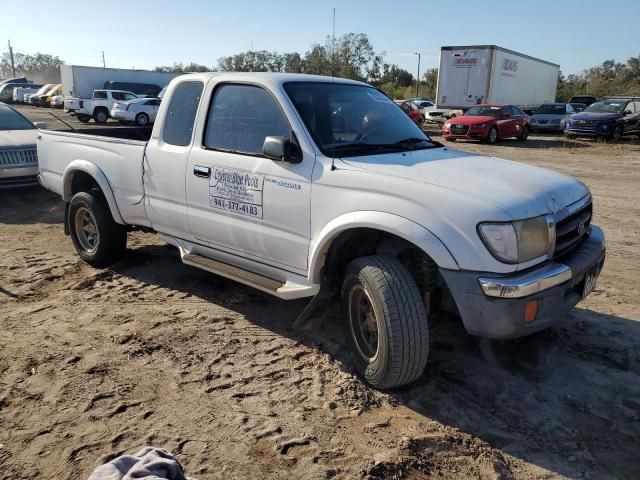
[0,147,37,167]
[573,120,596,128]
[554,200,592,258]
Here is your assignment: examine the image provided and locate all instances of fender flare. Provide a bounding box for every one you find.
[62,160,125,225]
[308,211,459,283]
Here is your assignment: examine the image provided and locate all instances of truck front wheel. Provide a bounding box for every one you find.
[341,256,429,389]
[68,191,127,268]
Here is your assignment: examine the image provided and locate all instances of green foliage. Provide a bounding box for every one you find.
[216,33,384,82]
[0,52,64,82]
[557,56,640,101]
[153,62,213,73]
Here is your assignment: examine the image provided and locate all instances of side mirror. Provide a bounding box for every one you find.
[262,136,302,164]
[33,121,47,129]
[623,110,632,115]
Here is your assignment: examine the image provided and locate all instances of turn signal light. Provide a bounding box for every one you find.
[524,299,538,322]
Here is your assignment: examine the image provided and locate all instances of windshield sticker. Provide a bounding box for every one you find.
[367,90,394,104]
[210,167,264,219]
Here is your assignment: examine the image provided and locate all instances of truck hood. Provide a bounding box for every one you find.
[0,129,39,147]
[340,148,588,219]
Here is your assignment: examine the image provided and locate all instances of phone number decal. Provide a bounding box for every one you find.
[209,167,264,219]
[210,196,263,218]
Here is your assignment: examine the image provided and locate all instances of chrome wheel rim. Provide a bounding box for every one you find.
[348,285,379,362]
[489,129,497,143]
[74,207,99,253]
[97,112,107,122]
[138,114,148,125]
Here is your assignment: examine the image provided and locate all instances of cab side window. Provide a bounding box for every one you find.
[162,81,204,146]
[204,84,290,155]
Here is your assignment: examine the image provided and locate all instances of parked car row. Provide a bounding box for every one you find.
[390,91,638,144]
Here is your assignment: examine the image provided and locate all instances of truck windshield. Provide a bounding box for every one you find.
[284,82,437,157]
[465,106,501,117]
[583,101,626,114]
[0,105,35,130]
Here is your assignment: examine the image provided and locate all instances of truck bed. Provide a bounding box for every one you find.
[37,128,151,227]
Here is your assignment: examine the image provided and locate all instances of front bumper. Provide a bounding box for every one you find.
[531,123,562,131]
[442,127,489,141]
[440,225,605,339]
[0,165,39,188]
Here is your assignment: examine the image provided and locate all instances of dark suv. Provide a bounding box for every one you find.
[569,95,598,107]
[565,97,640,142]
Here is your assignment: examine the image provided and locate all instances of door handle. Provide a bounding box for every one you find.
[193,165,211,178]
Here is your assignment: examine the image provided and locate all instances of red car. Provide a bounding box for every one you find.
[442,104,529,143]
[397,100,424,125]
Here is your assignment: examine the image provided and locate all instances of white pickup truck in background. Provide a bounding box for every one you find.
[37,72,606,389]
[67,89,138,123]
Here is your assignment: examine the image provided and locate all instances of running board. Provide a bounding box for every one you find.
[182,253,284,293]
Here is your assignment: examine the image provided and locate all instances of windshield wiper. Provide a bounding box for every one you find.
[323,142,403,154]
[393,137,443,149]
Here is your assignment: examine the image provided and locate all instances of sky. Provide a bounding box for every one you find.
[4,0,640,76]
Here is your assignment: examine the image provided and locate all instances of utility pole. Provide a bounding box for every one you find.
[101,51,106,68]
[414,52,421,97]
[8,40,16,77]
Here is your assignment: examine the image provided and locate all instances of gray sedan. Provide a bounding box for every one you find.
[530,103,577,132]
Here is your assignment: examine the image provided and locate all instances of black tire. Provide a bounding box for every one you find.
[341,256,429,389]
[610,125,623,143]
[486,127,498,144]
[77,114,91,123]
[68,191,127,268]
[517,125,529,141]
[93,108,109,124]
[135,112,150,126]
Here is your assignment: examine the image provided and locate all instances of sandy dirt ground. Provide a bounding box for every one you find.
[1,106,639,479]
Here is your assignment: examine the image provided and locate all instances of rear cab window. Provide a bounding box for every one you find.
[162,81,204,146]
[93,91,108,99]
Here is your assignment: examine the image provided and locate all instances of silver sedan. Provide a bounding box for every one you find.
[530,103,577,132]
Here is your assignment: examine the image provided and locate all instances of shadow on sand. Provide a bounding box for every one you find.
[109,243,640,479]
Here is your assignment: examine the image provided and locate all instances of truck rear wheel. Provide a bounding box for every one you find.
[77,114,91,123]
[341,256,429,389]
[68,191,127,268]
[93,108,109,124]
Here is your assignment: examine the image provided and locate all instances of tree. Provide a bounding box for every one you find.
[154,62,213,73]
[1,52,64,82]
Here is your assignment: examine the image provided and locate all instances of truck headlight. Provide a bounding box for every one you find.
[479,215,552,264]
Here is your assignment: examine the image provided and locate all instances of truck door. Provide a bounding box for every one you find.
[143,80,205,238]
[185,82,314,272]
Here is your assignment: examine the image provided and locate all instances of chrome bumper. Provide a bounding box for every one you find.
[479,263,572,298]
[478,225,605,299]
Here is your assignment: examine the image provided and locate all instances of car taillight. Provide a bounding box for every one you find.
[79,100,84,108]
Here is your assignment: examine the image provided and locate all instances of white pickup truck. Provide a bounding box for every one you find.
[70,89,138,123]
[37,73,606,389]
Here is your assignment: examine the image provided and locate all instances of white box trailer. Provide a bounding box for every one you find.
[60,65,182,98]
[436,45,559,111]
